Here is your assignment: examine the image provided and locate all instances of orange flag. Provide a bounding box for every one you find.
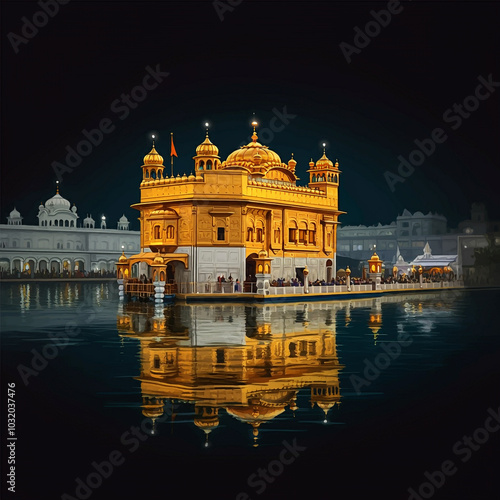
[170,133,178,157]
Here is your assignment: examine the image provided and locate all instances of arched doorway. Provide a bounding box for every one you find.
[246,254,258,282]
[326,259,333,283]
[166,264,175,283]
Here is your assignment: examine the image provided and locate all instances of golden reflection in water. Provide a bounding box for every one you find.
[118,302,348,446]
[19,284,30,312]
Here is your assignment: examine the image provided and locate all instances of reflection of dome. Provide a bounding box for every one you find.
[143,146,164,165]
[142,406,164,419]
[45,193,71,210]
[224,132,283,171]
[196,134,219,157]
[194,406,220,447]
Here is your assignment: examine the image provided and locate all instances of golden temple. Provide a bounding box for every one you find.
[116,123,345,294]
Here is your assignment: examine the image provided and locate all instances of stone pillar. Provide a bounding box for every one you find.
[346,265,351,292]
[117,279,125,300]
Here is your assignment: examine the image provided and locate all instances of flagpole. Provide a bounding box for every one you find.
[171,132,174,177]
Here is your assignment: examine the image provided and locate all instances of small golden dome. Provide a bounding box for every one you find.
[143,146,164,165]
[188,173,195,181]
[316,152,333,169]
[153,255,163,264]
[258,250,268,258]
[309,158,315,168]
[118,252,127,263]
[195,133,219,157]
[288,153,297,170]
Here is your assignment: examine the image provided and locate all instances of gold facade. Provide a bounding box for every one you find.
[118,126,345,283]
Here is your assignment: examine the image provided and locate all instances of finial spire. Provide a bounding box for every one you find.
[204,122,210,137]
[56,180,59,194]
[322,142,327,155]
[151,134,156,147]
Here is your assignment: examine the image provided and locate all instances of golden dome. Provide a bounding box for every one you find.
[224,131,283,172]
[195,133,219,157]
[119,251,127,263]
[143,146,164,165]
[316,152,334,169]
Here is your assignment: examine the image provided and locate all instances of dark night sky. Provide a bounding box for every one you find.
[1,0,499,231]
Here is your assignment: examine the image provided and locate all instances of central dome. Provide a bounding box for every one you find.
[45,193,71,210]
[224,131,283,171]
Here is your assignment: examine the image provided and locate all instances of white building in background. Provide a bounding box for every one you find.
[0,187,140,275]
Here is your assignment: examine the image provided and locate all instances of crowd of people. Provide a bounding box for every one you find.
[269,272,454,287]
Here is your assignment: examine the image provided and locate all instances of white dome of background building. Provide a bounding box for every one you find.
[37,185,78,228]
[117,214,130,231]
[7,208,22,225]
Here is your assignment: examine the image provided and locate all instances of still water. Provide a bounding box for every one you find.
[1,282,499,500]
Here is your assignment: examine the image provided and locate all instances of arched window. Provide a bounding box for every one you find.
[206,160,212,170]
[312,174,317,182]
[145,170,149,178]
[151,170,156,179]
[247,227,254,241]
[153,225,161,239]
[55,220,58,226]
[256,227,263,243]
[309,223,316,245]
[166,225,174,239]
[334,174,338,183]
[288,221,297,244]
[71,221,74,227]
[65,220,69,227]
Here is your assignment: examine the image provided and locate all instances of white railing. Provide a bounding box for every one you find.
[175,280,464,295]
[379,281,463,291]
